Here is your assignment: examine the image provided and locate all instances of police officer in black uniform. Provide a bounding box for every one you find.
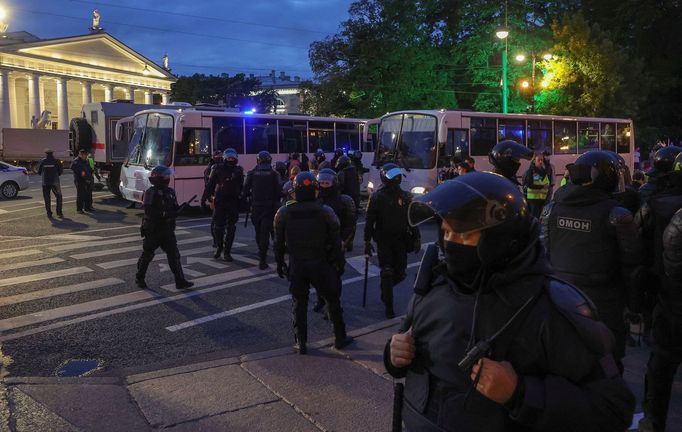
[542,150,643,369]
[204,150,223,247]
[314,148,328,169]
[336,155,361,212]
[488,140,533,187]
[639,147,682,207]
[637,151,682,432]
[330,148,344,171]
[71,148,94,213]
[38,149,63,218]
[386,172,635,432]
[365,163,421,318]
[243,150,282,269]
[202,148,244,262]
[273,172,354,354]
[136,166,194,290]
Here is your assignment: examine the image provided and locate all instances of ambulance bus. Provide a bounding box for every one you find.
[366,110,634,196]
[119,107,367,205]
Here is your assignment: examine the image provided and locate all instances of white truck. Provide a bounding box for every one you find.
[0,128,71,171]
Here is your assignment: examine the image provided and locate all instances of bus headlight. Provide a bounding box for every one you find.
[411,186,426,195]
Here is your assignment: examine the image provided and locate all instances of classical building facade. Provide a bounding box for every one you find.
[252,70,303,114]
[0,31,176,131]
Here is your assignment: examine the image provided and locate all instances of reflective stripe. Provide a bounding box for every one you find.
[527,174,550,200]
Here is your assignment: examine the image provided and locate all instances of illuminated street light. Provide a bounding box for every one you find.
[540,79,549,88]
[515,54,526,62]
[543,53,552,61]
[521,80,530,88]
[495,28,509,40]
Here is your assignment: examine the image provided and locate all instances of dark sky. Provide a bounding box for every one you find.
[9,0,353,79]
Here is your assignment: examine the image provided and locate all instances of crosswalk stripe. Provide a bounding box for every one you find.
[96,244,216,270]
[47,230,192,252]
[0,267,93,288]
[69,233,216,260]
[160,266,269,292]
[0,278,124,307]
[0,257,65,273]
[0,249,43,260]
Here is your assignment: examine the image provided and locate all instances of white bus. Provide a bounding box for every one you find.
[366,110,634,195]
[119,108,367,204]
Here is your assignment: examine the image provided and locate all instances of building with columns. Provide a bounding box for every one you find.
[251,70,303,114]
[0,31,176,131]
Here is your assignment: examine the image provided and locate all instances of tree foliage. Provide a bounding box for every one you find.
[171,74,278,113]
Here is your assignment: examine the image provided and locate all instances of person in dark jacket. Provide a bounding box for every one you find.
[523,153,552,219]
[637,152,682,432]
[542,151,643,369]
[71,148,94,213]
[201,148,244,262]
[135,166,194,290]
[337,155,360,211]
[38,149,63,218]
[488,140,533,187]
[204,150,223,247]
[243,150,282,269]
[273,172,354,354]
[330,148,344,171]
[639,147,682,207]
[365,163,421,318]
[386,171,635,432]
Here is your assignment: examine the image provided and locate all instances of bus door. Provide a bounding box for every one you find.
[437,128,468,183]
[172,126,211,205]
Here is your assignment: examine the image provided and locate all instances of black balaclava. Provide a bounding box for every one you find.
[443,240,481,291]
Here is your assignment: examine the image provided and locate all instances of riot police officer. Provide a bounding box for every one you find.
[202,148,244,262]
[336,155,361,212]
[364,163,420,318]
[639,146,682,207]
[385,172,634,432]
[71,148,94,213]
[488,140,533,186]
[274,161,288,186]
[314,148,327,167]
[273,172,354,354]
[38,148,63,218]
[243,150,282,269]
[330,148,344,171]
[637,151,682,432]
[313,168,357,312]
[542,150,643,368]
[136,166,194,290]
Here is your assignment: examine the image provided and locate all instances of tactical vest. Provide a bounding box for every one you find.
[527,173,550,200]
[282,201,332,263]
[214,165,243,202]
[250,166,279,205]
[650,191,682,277]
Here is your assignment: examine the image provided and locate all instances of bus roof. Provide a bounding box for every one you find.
[132,108,368,124]
[377,109,633,124]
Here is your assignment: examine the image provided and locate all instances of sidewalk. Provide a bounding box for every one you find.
[1,318,680,432]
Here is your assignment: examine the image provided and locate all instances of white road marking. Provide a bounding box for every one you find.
[42,234,105,241]
[231,254,260,265]
[159,263,205,278]
[160,266,267,292]
[69,232,203,259]
[0,257,64,273]
[0,278,124,307]
[95,243,239,270]
[0,274,278,341]
[0,267,93,288]
[186,257,229,269]
[48,231,192,252]
[0,249,42,260]
[0,209,7,214]
[0,192,112,214]
[346,255,380,277]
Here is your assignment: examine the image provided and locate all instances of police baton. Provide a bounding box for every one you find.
[178,195,197,214]
[362,254,369,308]
[392,381,404,432]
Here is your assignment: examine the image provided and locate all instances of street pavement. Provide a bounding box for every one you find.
[0,174,680,431]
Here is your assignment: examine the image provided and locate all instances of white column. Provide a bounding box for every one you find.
[8,75,18,128]
[144,90,153,105]
[82,81,93,105]
[123,86,134,100]
[56,78,69,130]
[28,74,41,127]
[0,70,11,131]
[103,84,113,102]
[161,92,170,105]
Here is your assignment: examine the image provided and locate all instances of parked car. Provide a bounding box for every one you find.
[0,161,29,199]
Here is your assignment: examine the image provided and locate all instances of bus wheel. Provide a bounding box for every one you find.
[69,118,93,153]
[107,164,122,197]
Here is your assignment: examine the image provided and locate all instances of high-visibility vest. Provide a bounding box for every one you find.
[88,157,95,171]
[527,173,550,200]
[560,177,568,187]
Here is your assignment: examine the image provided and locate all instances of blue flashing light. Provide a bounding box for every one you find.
[243,107,257,115]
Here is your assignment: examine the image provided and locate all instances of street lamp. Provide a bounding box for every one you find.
[515,51,552,112]
[496,27,509,114]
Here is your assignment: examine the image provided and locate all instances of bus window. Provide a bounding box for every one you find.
[578,122,599,154]
[309,121,334,152]
[335,123,360,151]
[498,119,525,144]
[377,114,402,163]
[553,121,577,154]
[176,128,211,165]
[440,128,468,167]
[600,123,616,151]
[527,120,552,153]
[245,118,277,154]
[617,124,631,154]
[279,120,307,154]
[126,114,147,165]
[213,117,245,154]
[470,117,497,156]
[143,113,173,167]
[398,114,437,169]
[364,123,378,153]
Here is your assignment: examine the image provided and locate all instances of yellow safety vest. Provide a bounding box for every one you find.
[527,173,550,200]
[560,177,568,187]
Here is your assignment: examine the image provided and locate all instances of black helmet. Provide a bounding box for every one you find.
[149,165,173,187]
[212,149,223,160]
[351,150,363,161]
[274,161,287,177]
[223,148,238,164]
[314,148,326,161]
[317,168,339,198]
[409,171,533,269]
[488,140,533,182]
[570,150,620,193]
[603,150,630,188]
[336,155,351,170]
[380,163,403,187]
[334,148,345,158]
[257,150,272,165]
[293,171,318,202]
[647,146,682,178]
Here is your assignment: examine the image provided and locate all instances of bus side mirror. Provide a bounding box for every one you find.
[115,122,122,141]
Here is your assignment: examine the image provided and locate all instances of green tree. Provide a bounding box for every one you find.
[171,74,278,113]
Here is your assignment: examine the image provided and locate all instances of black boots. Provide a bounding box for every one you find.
[294,337,307,355]
[135,276,148,289]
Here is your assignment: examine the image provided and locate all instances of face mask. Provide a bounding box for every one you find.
[443,240,481,286]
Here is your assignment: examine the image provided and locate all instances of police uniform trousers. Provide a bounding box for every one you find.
[213,199,240,252]
[252,204,277,260]
[377,235,407,307]
[136,228,184,282]
[75,180,93,211]
[289,259,346,343]
[527,199,546,219]
[42,184,63,215]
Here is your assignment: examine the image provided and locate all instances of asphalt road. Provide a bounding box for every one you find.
[0,174,435,377]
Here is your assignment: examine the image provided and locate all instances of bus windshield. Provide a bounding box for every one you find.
[377,113,437,169]
[126,112,173,167]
